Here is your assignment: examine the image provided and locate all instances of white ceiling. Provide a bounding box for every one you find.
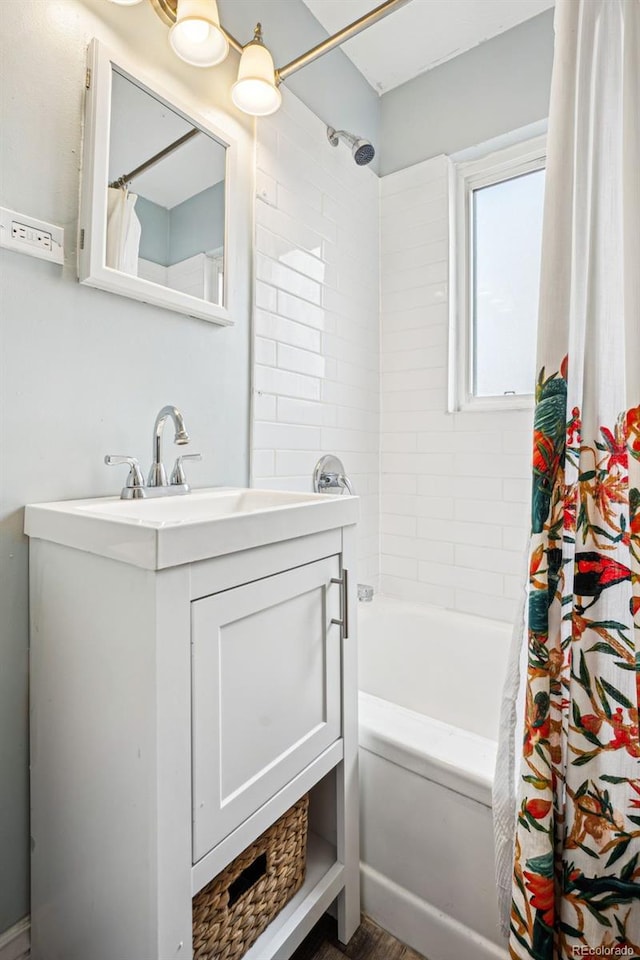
[302,0,555,94]
[109,71,226,209]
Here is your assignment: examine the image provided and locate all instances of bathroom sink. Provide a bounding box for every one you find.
[25,487,358,570]
[73,488,326,523]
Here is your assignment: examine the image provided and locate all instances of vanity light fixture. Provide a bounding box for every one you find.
[108,0,411,117]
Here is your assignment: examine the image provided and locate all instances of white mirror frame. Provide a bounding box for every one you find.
[79,39,251,326]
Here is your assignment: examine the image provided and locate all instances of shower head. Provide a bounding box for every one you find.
[327,126,375,166]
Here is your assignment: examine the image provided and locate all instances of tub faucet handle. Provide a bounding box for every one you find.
[313,455,355,495]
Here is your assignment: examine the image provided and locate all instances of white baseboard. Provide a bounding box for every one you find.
[0,918,30,960]
[361,864,508,960]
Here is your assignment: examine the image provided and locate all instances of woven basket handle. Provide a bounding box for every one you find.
[227,852,268,908]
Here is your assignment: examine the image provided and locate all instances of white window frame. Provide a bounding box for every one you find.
[449,134,546,412]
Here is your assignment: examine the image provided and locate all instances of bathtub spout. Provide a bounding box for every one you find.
[358,584,374,602]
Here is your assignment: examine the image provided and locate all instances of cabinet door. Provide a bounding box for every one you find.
[191,555,342,862]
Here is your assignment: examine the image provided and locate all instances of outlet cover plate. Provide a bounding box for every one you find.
[0,206,64,264]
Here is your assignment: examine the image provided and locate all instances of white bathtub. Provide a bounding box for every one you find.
[357,596,511,960]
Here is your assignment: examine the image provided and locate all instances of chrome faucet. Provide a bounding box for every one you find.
[148,405,190,487]
[105,405,201,499]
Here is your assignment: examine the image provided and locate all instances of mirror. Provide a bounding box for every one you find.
[79,40,252,325]
[108,70,226,306]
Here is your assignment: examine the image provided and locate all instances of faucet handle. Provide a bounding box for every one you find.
[104,455,145,491]
[170,453,202,486]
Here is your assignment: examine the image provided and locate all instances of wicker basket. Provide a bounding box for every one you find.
[192,794,309,960]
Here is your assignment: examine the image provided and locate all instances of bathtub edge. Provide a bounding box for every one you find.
[361,862,509,960]
[358,692,496,808]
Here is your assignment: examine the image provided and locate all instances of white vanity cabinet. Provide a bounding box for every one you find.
[26,490,359,960]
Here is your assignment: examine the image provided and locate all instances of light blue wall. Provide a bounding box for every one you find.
[169,182,225,265]
[0,0,254,935]
[136,195,170,265]
[136,183,225,267]
[379,9,554,175]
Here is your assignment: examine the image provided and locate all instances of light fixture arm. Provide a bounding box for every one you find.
[218,24,243,56]
[274,0,413,84]
[149,0,413,85]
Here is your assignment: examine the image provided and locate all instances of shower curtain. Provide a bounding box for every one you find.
[494,1,640,957]
[106,185,141,275]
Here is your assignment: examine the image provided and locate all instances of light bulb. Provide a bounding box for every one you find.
[232,78,281,117]
[180,20,210,44]
[169,0,229,68]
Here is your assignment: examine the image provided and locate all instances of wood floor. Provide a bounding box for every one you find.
[291,915,427,960]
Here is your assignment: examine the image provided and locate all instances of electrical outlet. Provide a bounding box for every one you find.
[0,207,64,264]
[12,221,53,251]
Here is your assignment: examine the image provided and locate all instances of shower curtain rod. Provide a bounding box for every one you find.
[275,0,412,83]
[109,127,199,189]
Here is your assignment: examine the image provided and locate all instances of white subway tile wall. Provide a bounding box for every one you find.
[252,104,533,621]
[380,155,533,622]
[252,91,380,585]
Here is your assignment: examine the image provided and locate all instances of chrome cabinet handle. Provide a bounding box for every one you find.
[104,455,145,490]
[330,568,349,638]
[170,453,202,486]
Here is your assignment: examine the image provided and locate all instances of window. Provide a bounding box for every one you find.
[451,135,546,410]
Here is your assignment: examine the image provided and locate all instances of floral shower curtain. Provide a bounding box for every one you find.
[495,1,640,957]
